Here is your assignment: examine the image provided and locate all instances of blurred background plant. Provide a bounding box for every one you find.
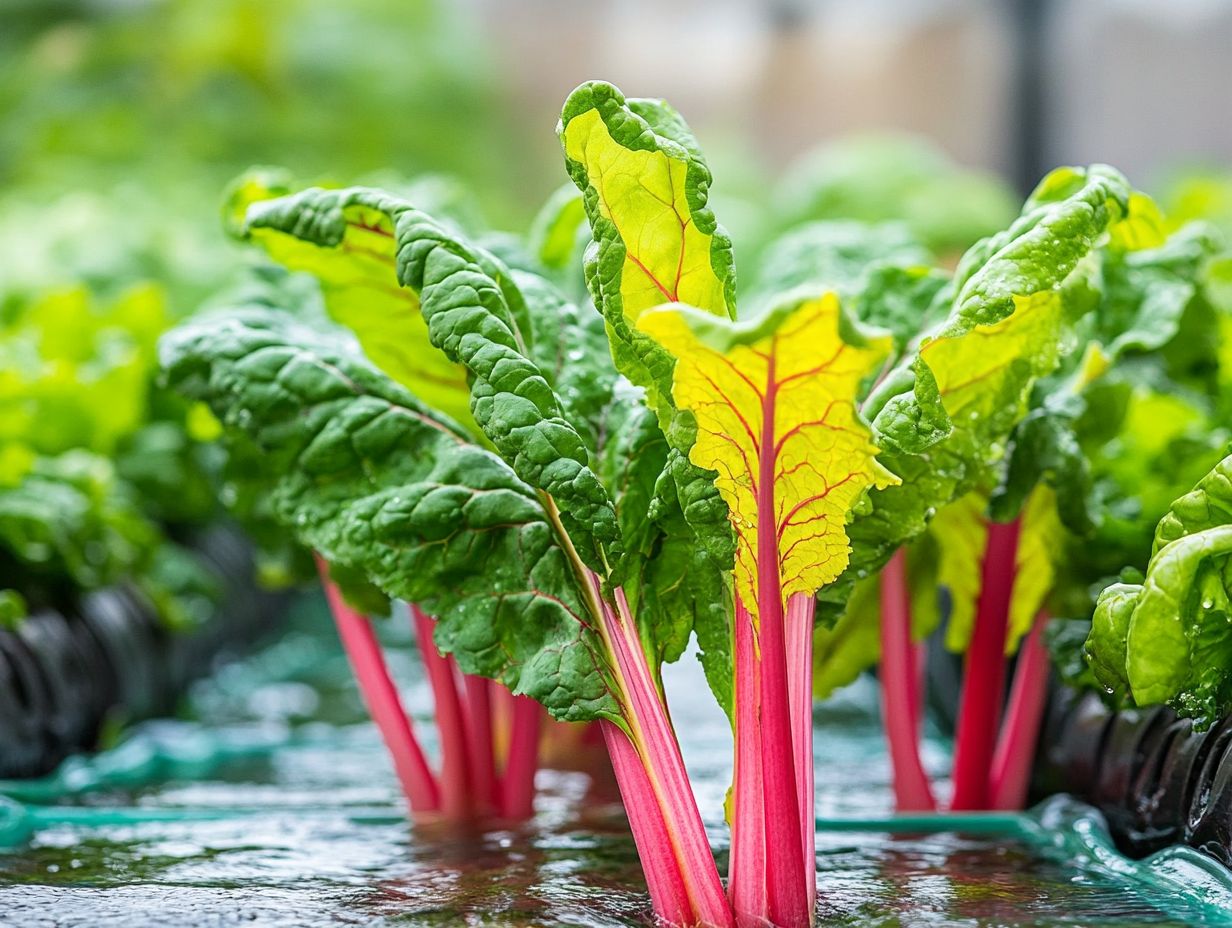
[1,0,1230,652]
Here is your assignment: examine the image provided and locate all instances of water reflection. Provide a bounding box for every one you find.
[0,606,1209,926]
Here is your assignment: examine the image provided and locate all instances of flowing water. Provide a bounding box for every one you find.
[0,597,1228,927]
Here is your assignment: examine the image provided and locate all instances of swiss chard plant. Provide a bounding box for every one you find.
[160,78,1214,927]
[805,174,1231,813]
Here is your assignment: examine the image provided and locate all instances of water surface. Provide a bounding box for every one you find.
[0,599,1214,926]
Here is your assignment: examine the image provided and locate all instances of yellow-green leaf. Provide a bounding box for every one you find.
[560,81,736,440]
[935,492,990,652]
[639,293,897,619]
[921,290,1063,429]
[240,186,475,430]
[1006,484,1063,652]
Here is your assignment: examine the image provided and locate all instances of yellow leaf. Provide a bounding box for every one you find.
[934,492,991,653]
[1007,485,1063,652]
[639,294,897,620]
[1109,192,1167,252]
[561,106,730,323]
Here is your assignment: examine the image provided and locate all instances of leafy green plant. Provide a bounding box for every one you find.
[162,79,1232,928]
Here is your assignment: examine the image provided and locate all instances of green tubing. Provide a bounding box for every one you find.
[0,723,299,803]
[1032,795,1232,923]
[0,797,406,849]
[814,811,1040,838]
[814,797,1232,924]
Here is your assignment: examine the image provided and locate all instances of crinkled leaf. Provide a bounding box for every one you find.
[1086,583,1138,695]
[560,80,735,439]
[991,391,1097,535]
[820,165,1132,623]
[1089,221,1222,362]
[593,380,733,710]
[1086,455,1232,728]
[749,220,947,353]
[749,220,929,301]
[160,310,617,722]
[241,186,476,429]
[243,186,621,572]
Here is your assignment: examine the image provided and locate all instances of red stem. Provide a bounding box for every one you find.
[785,592,817,911]
[751,348,810,928]
[989,612,1051,811]
[729,597,767,926]
[464,674,499,816]
[500,694,543,820]
[601,720,695,926]
[879,550,937,812]
[950,519,1021,811]
[315,560,439,815]
[600,581,733,928]
[411,605,473,822]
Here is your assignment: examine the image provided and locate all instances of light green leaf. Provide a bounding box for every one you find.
[560,80,735,439]
[820,164,1133,624]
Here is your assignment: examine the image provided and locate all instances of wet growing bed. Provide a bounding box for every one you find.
[1,598,1227,927]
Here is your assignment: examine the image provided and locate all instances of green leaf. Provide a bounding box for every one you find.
[819,165,1133,623]
[243,186,622,573]
[1084,455,1232,727]
[991,392,1096,535]
[1089,221,1223,362]
[241,186,476,430]
[748,220,930,303]
[560,80,737,577]
[0,450,158,603]
[161,309,617,722]
[0,590,26,630]
[748,220,947,353]
[1087,582,1138,696]
[0,284,170,457]
[528,184,589,277]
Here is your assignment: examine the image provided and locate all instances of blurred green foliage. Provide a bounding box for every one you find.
[0,0,524,624]
[0,0,515,302]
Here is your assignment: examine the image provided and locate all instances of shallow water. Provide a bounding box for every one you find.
[0,598,1221,927]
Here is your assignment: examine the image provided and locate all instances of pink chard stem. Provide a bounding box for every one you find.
[601,719,695,926]
[315,559,440,816]
[411,605,474,822]
[598,580,733,928]
[950,518,1021,811]
[500,693,543,821]
[879,550,936,812]
[785,592,817,911]
[989,611,1051,811]
[729,598,767,926]
[748,349,810,928]
[463,674,500,817]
